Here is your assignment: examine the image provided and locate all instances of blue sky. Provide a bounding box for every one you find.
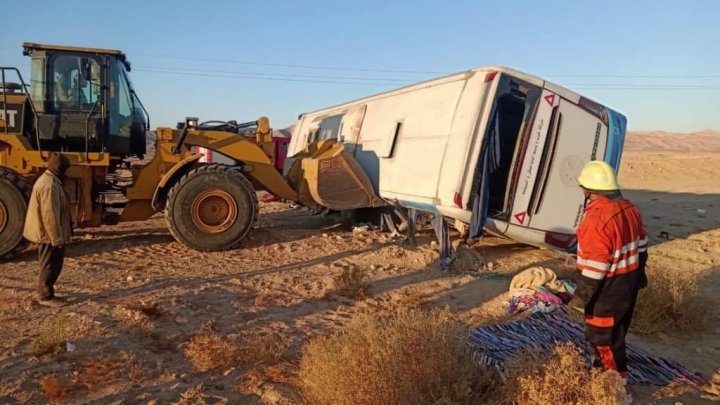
[2,0,719,131]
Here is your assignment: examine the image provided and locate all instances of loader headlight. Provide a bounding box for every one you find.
[186,117,199,130]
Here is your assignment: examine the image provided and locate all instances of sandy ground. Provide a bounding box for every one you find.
[1,133,719,404]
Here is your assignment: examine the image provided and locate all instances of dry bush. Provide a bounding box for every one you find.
[237,367,302,403]
[240,331,290,366]
[703,369,720,401]
[30,313,73,356]
[73,353,144,392]
[112,301,163,330]
[450,245,486,274]
[75,358,122,390]
[185,333,239,372]
[632,266,710,334]
[129,362,146,382]
[39,375,73,403]
[144,331,180,353]
[179,383,206,402]
[253,290,288,307]
[298,308,497,405]
[495,343,630,405]
[334,267,368,299]
[237,369,266,396]
[185,329,291,373]
[236,334,298,398]
[262,362,298,386]
[396,289,428,309]
[124,301,163,319]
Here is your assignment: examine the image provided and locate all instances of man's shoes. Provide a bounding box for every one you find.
[37,297,65,307]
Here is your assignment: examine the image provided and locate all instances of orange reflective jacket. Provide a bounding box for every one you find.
[576,196,647,290]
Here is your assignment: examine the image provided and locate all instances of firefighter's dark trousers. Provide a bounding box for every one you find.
[38,243,65,300]
[585,280,640,376]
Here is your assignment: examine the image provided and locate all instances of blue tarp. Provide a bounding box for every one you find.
[470,310,704,386]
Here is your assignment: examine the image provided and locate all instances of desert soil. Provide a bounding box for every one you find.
[1,132,719,404]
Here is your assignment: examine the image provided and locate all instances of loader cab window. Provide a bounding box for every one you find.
[80,58,101,105]
[30,58,46,112]
[50,54,100,111]
[108,58,149,156]
[109,59,134,138]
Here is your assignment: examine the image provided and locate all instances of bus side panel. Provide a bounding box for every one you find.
[284,117,314,175]
[605,108,627,170]
[435,74,493,209]
[502,223,548,248]
[359,78,468,200]
[507,89,558,226]
[527,99,608,233]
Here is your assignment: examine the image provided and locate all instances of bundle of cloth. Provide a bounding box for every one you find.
[504,267,576,315]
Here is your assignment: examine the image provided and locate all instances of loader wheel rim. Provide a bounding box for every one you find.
[191,189,238,234]
[0,200,6,233]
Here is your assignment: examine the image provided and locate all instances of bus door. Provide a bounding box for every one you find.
[527,97,608,234]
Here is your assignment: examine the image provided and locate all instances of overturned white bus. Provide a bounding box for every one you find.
[286,66,627,251]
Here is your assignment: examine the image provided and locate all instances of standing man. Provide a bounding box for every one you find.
[23,152,73,305]
[568,160,649,380]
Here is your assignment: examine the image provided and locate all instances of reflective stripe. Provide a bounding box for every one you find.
[613,263,640,277]
[613,239,639,259]
[609,253,639,272]
[577,257,610,272]
[586,316,615,328]
[612,237,647,257]
[596,345,619,371]
[581,268,606,280]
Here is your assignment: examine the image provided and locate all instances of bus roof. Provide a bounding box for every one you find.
[297,65,592,118]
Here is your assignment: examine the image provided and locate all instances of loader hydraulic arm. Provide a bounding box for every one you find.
[168,118,298,202]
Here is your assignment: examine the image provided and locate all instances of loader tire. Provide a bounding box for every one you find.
[165,164,258,251]
[0,168,31,259]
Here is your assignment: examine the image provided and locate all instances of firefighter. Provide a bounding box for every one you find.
[568,160,649,380]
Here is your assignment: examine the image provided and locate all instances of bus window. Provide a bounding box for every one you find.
[317,114,344,140]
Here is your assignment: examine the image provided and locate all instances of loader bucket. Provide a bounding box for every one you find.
[286,140,384,210]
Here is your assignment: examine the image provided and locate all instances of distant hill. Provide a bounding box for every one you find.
[625,130,720,152]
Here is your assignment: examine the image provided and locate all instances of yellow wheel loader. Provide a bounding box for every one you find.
[0,42,380,258]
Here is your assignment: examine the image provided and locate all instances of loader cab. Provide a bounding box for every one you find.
[23,42,148,157]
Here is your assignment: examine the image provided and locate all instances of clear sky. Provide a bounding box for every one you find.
[2,0,719,132]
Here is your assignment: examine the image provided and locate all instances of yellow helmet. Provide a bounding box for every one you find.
[577,160,620,191]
